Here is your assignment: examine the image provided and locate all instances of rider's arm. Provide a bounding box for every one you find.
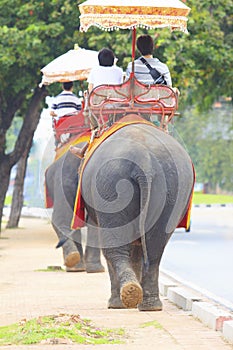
[164,69,172,87]
[50,110,57,117]
[88,82,94,93]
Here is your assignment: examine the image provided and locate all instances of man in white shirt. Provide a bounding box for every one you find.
[88,48,123,92]
[69,48,123,158]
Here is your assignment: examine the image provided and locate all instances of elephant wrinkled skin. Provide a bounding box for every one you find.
[80,122,194,311]
[45,145,105,273]
[45,121,194,311]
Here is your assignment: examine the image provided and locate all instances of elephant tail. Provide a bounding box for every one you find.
[137,173,152,268]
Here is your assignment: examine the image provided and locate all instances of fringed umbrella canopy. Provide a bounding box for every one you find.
[79,0,191,33]
[40,45,99,86]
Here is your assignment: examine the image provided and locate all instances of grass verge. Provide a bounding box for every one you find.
[193,193,233,205]
[0,314,125,346]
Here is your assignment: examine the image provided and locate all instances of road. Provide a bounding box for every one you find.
[160,206,233,310]
[9,205,233,311]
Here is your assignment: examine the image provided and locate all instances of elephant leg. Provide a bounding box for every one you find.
[84,220,105,273]
[138,263,162,311]
[106,260,125,309]
[102,245,143,309]
[66,230,85,272]
[84,245,105,273]
[138,231,173,311]
[52,223,82,270]
[130,243,143,283]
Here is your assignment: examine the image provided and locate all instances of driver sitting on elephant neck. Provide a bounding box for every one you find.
[70,48,124,159]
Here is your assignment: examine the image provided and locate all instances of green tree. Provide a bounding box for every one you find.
[0,0,232,231]
[175,102,233,192]
[0,0,88,231]
[164,0,233,110]
[83,0,233,110]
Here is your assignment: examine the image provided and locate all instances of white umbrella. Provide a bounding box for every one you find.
[39,45,99,86]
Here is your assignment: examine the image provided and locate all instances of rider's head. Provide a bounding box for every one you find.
[98,48,115,67]
[136,35,154,56]
[62,82,73,91]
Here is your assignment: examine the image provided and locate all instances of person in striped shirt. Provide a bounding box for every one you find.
[126,34,172,86]
[50,81,81,120]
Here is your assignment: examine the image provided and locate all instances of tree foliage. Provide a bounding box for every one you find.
[0,0,84,231]
[0,0,232,230]
[175,102,233,192]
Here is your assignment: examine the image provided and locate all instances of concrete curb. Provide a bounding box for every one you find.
[159,272,233,344]
[167,286,202,311]
[193,203,233,208]
[223,321,233,344]
[3,206,52,220]
[192,301,233,331]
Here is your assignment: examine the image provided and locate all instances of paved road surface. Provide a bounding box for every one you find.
[0,217,232,349]
[161,206,233,310]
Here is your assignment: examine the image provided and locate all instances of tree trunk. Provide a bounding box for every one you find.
[0,159,11,234]
[0,86,47,232]
[6,142,32,228]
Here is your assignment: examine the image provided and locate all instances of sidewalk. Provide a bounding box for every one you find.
[0,217,232,350]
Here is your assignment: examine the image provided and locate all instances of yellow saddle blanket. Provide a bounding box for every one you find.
[71,114,194,231]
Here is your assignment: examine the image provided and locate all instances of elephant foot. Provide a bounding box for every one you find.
[120,282,143,309]
[108,295,126,309]
[85,263,105,273]
[64,251,80,268]
[66,261,85,272]
[138,297,163,312]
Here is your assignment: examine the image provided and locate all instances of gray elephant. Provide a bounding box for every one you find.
[70,121,194,311]
[45,144,105,273]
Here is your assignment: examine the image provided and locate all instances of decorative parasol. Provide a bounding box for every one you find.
[39,45,99,86]
[79,0,191,60]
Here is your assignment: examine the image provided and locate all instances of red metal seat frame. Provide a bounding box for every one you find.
[88,75,178,130]
[53,110,90,141]
[53,75,178,147]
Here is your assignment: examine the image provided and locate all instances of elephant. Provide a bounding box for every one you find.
[45,143,105,273]
[71,119,194,311]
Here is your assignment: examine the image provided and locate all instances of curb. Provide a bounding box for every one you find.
[3,207,52,220]
[159,272,233,345]
[193,203,233,208]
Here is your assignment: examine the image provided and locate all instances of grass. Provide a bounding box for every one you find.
[140,320,162,329]
[5,193,232,208]
[193,193,233,205]
[4,196,12,206]
[0,314,125,346]
[36,266,65,272]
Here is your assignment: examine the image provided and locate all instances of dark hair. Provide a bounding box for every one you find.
[98,48,114,67]
[136,35,154,55]
[63,82,73,90]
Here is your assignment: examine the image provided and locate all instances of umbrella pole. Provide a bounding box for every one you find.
[129,27,137,104]
[131,27,136,74]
